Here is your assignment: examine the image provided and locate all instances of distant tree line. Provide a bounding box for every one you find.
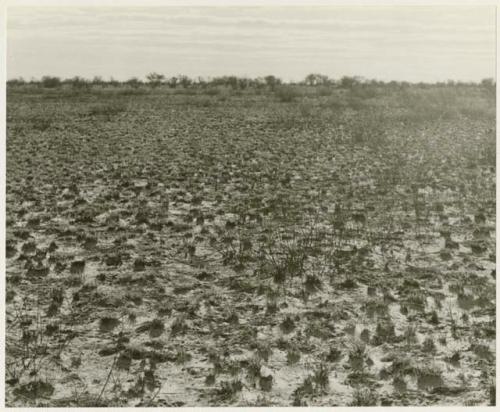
[7,73,496,90]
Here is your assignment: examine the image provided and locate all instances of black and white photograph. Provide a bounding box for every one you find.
[2,0,497,408]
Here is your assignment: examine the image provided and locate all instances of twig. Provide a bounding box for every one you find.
[96,354,117,404]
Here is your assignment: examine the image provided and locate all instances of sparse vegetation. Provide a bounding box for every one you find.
[6,74,495,406]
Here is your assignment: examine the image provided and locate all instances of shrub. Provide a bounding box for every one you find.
[304,73,330,86]
[481,77,495,89]
[30,115,54,132]
[41,76,61,88]
[340,76,361,89]
[204,87,222,96]
[125,77,142,89]
[275,86,302,103]
[7,77,26,86]
[350,388,378,406]
[146,72,165,88]
[87,102,127,119]
[66,76,89,90]
[348,110,387,146]
[264,75,282,90]
[316,86,334,96]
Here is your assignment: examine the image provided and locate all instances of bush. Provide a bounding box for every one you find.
[192,96,218,107]
[125,77,142,89]
[7,77,26,86]
[87,102,127,119]
[30,115,54,132]
[481,78,495,89]
[298,100,315,117]
[348,109,388,146]
[146,72,165,88]
[41,76,61,88]
[204,87,222,96]
[115,87,148,96]
[340,76,361,89]
[66,76,89,90]
[275,86,302,103]
[316,86,334,96]
[350,388,378,406]
[350,85,379,99]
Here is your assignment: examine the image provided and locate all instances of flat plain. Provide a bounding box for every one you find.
[5,81,496,406]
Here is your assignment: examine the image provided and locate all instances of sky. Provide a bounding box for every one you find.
[6,6,497,83]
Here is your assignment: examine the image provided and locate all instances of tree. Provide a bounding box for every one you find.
[146,72,165,88]
[126,77,141,88]
[168,76,178,88]
[178,75,192,88]
[264,75,282,90]
[196,76,207,88]
[304,73,330,86]
[92,76,104,86]
[340,76,360,89]
[108,77,120,87]
[238,77,250,90]
[226,76,238,90]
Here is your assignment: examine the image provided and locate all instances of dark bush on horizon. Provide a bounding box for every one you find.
[40,76,62,88]
[64,76,90,90]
